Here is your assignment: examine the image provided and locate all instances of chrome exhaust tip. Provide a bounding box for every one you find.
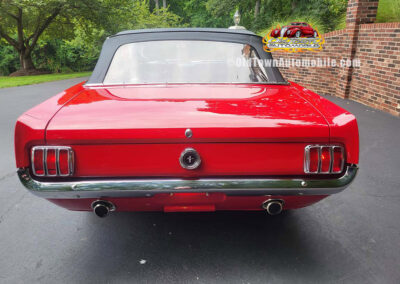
[262,199,283,215]
[91,200,115,218]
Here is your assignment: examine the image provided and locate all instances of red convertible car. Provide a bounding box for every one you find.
[15,28,358,217]
[270,22,319,38]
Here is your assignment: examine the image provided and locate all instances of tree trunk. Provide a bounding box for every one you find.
[163,0,167,8]
[291,1,296,13]
[19,52,36,72]
[254,0,260,18]
[154,0,159,10]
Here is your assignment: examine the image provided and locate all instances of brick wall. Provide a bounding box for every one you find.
[346,0,379,25]
[272,29,352,98]
[350,23,400,115]
[271,0,400,117]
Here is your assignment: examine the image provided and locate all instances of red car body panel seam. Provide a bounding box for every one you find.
[43,82,87,143]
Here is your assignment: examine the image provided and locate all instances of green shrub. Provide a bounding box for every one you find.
[0,44,19,75]
[32,39,97,73]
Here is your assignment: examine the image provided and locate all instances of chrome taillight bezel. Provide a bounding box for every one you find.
[304,145,345,174]
[31,146,74,177]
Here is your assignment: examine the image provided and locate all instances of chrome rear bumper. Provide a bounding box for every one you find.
[17,165,358,199]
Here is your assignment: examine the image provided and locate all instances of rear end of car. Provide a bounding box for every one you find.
[15,29,359,216]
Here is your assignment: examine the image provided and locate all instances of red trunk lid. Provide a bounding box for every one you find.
[46,84,328,143]
[45,84,329,177]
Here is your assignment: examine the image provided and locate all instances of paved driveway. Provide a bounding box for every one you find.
[0,79,399,283]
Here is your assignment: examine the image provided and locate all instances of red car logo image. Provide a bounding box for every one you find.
[270,22,319,38]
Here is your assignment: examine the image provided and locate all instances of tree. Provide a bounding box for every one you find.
[254,0,260,18]
[0,0,104,74]
[122,1,181,29]
[205,0,263,29]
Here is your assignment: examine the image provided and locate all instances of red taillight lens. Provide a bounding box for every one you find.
[46,149,57,176]
[33,149,44,176]
[58,149,71,176]
[320,147,331,173]
[305,145,344,174]
[308,147,319,173]
[31,146,73,177]
[332,146,344,173]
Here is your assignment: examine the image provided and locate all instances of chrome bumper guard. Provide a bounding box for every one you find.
[17,165,358,199]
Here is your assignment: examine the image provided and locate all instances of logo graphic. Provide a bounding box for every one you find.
[179,148,201,170]
[262,22,324,52]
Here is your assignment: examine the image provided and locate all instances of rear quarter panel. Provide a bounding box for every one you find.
[290,82,359,164]
[14,82,85,168]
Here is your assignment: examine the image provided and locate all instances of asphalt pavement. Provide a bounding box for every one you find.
[0,78,399,283]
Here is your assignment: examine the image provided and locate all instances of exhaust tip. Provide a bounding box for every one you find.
[91,200,115,218]
[262,200,283,215]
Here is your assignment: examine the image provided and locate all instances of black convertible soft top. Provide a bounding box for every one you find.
[114,28,256,36]
[86,28,285,85]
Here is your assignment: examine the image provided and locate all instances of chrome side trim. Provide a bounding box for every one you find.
[17,165,358,199]
[83,82,292,88]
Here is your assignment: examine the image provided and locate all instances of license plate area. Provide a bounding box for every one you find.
[156,192,226,212]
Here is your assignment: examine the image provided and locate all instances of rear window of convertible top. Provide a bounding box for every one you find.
[103,40,270,84]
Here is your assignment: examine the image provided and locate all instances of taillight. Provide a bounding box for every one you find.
[332,147,344,173]
[58,149,72,176]
[33,148,45,176]
[46,149,57,176]
[308,147,319,173]
[320,146,331,173]
[31,146,74,177]
[304,145,344,174]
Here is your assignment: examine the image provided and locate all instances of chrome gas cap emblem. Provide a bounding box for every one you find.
[185,128,193,138]
[179,148,201,170]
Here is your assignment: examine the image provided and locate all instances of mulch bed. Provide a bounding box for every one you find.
[9,69,50,77]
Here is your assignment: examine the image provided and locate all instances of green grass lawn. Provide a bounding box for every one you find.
[377,0,400,23]
[0,71,92,89]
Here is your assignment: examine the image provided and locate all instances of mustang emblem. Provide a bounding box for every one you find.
[179,148,201,170]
